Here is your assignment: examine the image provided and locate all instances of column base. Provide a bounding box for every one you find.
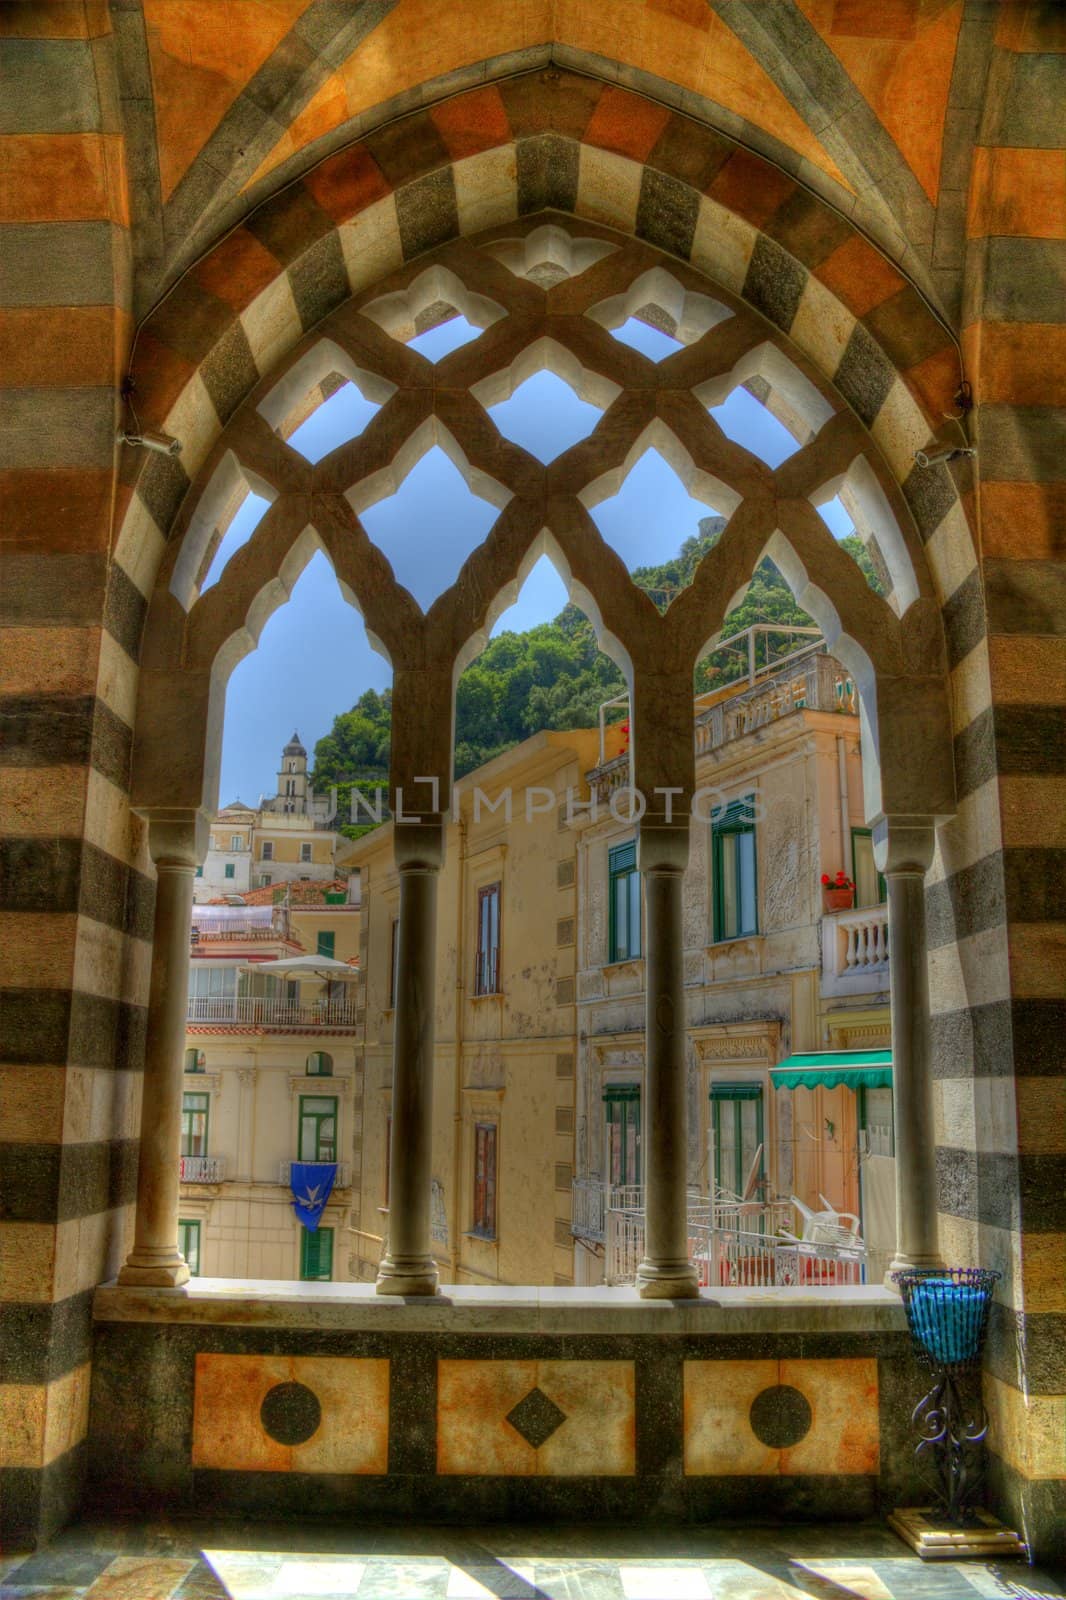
[889,1252,946,1276]
[376,1252,439,1297]
[635,1259,700,1299]
[117,1249,190,1288]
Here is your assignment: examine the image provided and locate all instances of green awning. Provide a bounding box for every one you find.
[770,1050,892,1091]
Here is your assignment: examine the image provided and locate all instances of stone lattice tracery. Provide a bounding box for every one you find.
[137,215,950,825]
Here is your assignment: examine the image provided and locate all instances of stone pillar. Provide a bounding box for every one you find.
[874,818,944,1273]
[635,820,699,1299]
[377,819,444,1296]
[119,810,206,1287]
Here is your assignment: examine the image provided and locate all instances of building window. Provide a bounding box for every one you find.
[388,917,400,1008]
[184,1048,205,1074]
[230,834,242,850]
[710,1084,764,1198]
[317,931,335,959]
[473,1122,497,1238]
[259,874,272,888]
[301,842,313,862]
[851,828,887,908]
[181,1092,210,1158]
[300,1226,333,1281]
[608,841,641,962]
[224,862,235,880]
[306,1051,333,1077]
[604,1084,641,1187]
[261,841,273,861]
[178,1219,201,1276]
[474,883,501,995]
[298,1095,337,1162]
[195,866,203,877]
[712,796,758,941]
[858,1083,894,1158]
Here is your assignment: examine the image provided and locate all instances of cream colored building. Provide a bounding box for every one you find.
[194,733,339,904]
[178,880,361,1282]
[572,643,894,1283]
[342,729,601,1288]
[343,639,893,1290]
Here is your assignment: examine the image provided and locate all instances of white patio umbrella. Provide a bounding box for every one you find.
[238,954,360,983]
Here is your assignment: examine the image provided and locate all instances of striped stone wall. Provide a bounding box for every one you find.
[0,21,1060,1557]
[953,1,1065,1552]
[0,1,149,1549]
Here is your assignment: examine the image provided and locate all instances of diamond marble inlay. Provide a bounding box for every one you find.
[505,1385,567,1448]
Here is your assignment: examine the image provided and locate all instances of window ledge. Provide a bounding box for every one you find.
[705,934,764,954]
[603,957,643,975]
[92,1280,905,1336]
[463,1230,498,1243]
[470,991,503,1002]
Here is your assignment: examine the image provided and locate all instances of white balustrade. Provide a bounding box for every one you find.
[186,995,359,1027]
[278,1160,350,1188]
[821,904,890,997]
[178,1155,226,1183]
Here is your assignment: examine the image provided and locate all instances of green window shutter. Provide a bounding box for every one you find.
[602,1084,641,1101]
[608,841,640,963]
[712,794,758,942]
[317,931,335,959]
[224,863,235,879]
[300,1226,333,1281]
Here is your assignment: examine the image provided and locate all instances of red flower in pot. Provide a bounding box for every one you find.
[821,870,856,911]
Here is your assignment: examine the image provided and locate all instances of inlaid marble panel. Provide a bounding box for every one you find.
[191,1354,389,1474]
[437,1359,635,1476]
[683,1357,879,1476]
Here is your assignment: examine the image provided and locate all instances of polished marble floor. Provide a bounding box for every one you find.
[2,1520,1062,1600]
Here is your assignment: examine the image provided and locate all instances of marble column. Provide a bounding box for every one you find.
[874,818,944,1272]
[377,819,444,1296]
[635,820,699,1299]
[119,810,206,1287]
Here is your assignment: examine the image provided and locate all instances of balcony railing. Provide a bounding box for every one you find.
[179,1155,226,1183]
[571,1179,647,1242]
[186,996,359,1028]
[278,1160,350,1188]
[605,1202,866,1288]
[694,651,852,757]
[821,903,889,997]
[191,920,285,942]
[587,651,857,803]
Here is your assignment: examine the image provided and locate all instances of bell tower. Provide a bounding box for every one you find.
[276,731,308,814]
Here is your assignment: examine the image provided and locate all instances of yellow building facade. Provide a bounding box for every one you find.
[179,883,361,1282]
[344,644,894,1290]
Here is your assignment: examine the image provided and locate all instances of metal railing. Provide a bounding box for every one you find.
[605,1202,866,1287]
[179,1155,226,1183]
[278,1160,350,1188]
[571,1179,646,1241]
[186,996,359,1027]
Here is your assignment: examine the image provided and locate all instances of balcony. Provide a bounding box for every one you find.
[587,648,856,803]
[571,1178,644,1242]
[186,996,359,1029]
[605,1201,866,1288]
[821,903,890,998]
[278,1160,350,1188]
[178,1155,226,1183]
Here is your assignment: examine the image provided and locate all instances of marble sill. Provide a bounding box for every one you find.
[92,1280,906,1336]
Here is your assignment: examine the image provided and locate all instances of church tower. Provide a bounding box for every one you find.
[275,731,308,814]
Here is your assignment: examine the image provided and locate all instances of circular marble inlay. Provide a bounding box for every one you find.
[749,1384,812,1449]
[260,1381,322,1445]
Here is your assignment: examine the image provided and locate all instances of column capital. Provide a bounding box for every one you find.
[637,819,690,875]
[141,806,210,868]
[393,817,446,872]
[872,815,935,877]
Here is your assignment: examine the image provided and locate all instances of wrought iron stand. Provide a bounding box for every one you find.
[888,1267,1025,1561]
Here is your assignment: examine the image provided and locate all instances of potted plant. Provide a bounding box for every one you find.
[822,870,855,911]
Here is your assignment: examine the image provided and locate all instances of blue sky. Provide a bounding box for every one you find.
[211,318,853,804]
